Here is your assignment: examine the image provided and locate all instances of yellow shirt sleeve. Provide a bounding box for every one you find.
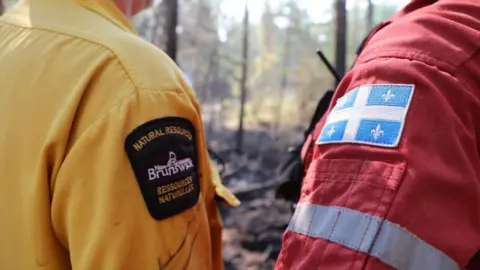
[205,158,241,270]
[50,89,227,270]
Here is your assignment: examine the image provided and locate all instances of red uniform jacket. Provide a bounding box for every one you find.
[276,0,480,269]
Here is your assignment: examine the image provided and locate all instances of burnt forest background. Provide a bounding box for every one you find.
[0,0,407,269]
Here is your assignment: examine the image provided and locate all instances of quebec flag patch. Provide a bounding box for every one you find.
[316,84,415,148]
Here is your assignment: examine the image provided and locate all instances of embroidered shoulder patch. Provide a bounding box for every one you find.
[125,117,200,221]
[316,84,415,147]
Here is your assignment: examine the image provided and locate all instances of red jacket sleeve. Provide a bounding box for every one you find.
[275,56,480,270]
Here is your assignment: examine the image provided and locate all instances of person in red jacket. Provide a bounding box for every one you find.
[275,0,480,269]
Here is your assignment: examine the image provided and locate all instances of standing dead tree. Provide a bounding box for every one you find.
[275,13,292,135]
[334,0,347,80]
[367,0,374,30]
[236,0,250,154]
[163,0,179,62]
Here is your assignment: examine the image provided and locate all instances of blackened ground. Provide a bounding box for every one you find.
[206,127,300,270]
[220,193,293,270]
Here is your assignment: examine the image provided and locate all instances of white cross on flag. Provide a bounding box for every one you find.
[316,84,415,148]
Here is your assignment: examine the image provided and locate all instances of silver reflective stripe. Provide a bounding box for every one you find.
[288,203,459,270]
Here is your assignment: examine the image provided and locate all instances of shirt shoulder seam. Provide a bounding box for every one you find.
[77,88,183,144]
[0,20,147,91]
[355,53,457,80]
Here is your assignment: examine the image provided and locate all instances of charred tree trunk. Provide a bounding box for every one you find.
[367,0,374,30]
[236,0,249,154]
[200,47,217,103]
[164,0,179,62]
[207,56,220,136]
[334,0,347,81]
[275,24,291,135]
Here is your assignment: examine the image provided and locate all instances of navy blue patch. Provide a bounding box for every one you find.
[125,117,199,221]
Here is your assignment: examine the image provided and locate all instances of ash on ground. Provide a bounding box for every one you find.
[207,128,300,270]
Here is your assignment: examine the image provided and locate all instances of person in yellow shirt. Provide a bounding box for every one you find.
[0,0,239,269]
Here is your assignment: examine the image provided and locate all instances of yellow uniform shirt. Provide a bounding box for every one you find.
[0,0,239,269]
